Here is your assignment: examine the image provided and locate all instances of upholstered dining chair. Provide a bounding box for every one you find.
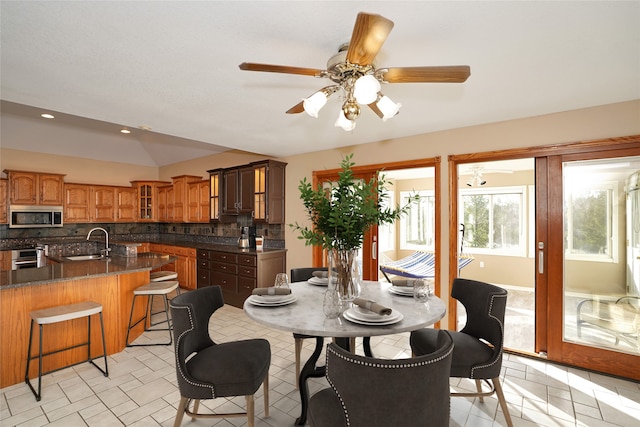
[169,286,270,427]
[410,278,513,427]
[308,330,454,427]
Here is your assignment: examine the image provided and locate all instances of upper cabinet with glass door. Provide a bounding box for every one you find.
[252,160,286,224]
[130,180,170,222]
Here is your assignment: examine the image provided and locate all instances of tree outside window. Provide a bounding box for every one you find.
[400,191,435,250]
[460,187,525,255]
[564,183,616,261]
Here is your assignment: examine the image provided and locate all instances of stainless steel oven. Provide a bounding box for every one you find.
[11,247,46,270]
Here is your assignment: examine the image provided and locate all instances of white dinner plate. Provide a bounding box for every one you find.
[344,307,403,323]
[351,306,395,321]
[307,276,329,286]
[388,286,414,297]
[252,294,292,302]
[248,295,297,306]
[343,308,403,326]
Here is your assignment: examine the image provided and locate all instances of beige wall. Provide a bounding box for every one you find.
[0,148,158,186]
[157,150,276,181]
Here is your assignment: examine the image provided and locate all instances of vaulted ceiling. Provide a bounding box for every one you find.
[1,1,638,167]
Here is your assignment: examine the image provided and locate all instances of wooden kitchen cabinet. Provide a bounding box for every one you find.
[187,179,210,223]
[115,186,137,222]
[157,185,172,221]
[222,166,253,215]
[196,248,286,308]
[148,244,197,290]
[4,170,64,206]
[0,179,8,224]
[171,175,202,222]
[0,250,11,271]
[64,184,128,223]
[252,160,287,224]
[130,180,170,222]
[64,183,91,223]
[92,186,115,222]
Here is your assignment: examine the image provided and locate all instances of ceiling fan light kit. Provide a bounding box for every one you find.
[239,12,470,131]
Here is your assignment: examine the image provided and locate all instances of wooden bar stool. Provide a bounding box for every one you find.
[126,280,179,347]
[149,270,180,317]
[25,301,108,401]
[149,270,178,282]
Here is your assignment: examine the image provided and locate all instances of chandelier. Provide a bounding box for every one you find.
[299,44,401,131]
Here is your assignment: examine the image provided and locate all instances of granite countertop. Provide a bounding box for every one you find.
[0,252,176,289]
[119,239,288,255]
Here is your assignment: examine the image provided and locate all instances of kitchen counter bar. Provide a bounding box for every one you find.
[0,252,178,388]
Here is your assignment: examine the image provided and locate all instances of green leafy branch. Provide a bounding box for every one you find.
[290,154,418,250]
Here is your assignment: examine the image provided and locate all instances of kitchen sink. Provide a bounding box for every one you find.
[64,254,107,261]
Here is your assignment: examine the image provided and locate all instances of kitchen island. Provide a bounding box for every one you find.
[0,253,175,388]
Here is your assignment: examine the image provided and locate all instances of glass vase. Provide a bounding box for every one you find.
[322,279,341,319]
[328,248,361,302]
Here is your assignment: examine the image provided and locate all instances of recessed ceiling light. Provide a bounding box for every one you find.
[41,113,54,119]
[120,129,131,134]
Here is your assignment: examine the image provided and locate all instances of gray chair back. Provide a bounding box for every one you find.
[452,277,508,379]
[290,267,327,282]
[169,286,224,399]
[309,330,454,427]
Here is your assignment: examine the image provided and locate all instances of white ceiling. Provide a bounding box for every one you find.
[1,1,639,167]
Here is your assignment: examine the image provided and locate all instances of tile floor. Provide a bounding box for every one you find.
[2,303,640,427]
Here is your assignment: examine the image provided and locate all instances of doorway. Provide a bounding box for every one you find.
[311,158,440,286]
[457,158,536,354]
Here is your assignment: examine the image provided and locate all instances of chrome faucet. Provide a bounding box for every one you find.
[87,227,110,257]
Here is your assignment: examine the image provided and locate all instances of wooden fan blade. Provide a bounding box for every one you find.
[368,102,384,119]
[286,86,340,114]
[286,101,305,114]
[239,62,323,77]
[346,12,394,66]
[381,66,471,83]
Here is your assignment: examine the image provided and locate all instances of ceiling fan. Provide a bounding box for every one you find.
[239,12,471,130]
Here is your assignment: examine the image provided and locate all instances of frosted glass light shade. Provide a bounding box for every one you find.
[303,91,328,118]
[353,75,381,104]
[377,96,401,121]
[334,110,356,131]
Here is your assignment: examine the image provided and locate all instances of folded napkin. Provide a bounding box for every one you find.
[252,287,292,296]
[312,271,328,279]
[391,279,413,287]
[353,298,392,316]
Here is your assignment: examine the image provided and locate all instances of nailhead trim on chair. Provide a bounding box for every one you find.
[170,304,216,398]
[324,343,454,426]
[469,293,507,379]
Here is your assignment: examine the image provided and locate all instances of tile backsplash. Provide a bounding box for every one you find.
[0,221,285,250]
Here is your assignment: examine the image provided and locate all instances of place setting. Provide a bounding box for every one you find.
[247,273,297,306]
[388,278,434,301]
[306,270,334,286]
[342,297,403,326]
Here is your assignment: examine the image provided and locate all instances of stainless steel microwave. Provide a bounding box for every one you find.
[9,205,64,228]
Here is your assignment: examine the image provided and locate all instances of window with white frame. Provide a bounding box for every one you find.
[460,186,526,255]
[400,191,435,250]
[563,181,618,262]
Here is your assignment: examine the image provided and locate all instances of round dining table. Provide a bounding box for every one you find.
[243,280,446,425]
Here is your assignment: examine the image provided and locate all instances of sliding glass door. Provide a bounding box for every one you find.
[543,149,640,379]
